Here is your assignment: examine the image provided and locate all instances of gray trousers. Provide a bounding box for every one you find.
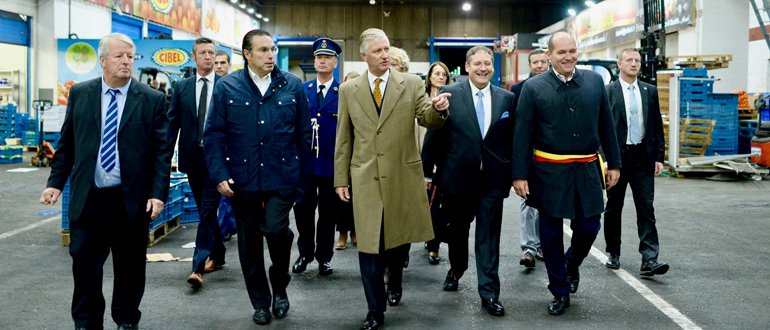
[520,198,540,255]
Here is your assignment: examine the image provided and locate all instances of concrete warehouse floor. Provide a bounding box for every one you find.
[1,152,769,329]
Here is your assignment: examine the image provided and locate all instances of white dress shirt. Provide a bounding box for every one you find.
[195,70,216,121]
[619,78,645,144]
[553,67,576,83]
[94,78,130,188]
[367,69,390,99]
[469,81,492,138]
[247,66,272,96]
[317,77,333,98]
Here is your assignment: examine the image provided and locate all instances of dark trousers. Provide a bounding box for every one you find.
[443,194,504,299]
[69,186,147,329]
[540,200,601,297]
[293,174,337,263]
[230,189,295,310]
[426,184,445,253]
[359,239,410,313]
[336,187,355,234]
[604,146,660,261]
[187,166,225,273]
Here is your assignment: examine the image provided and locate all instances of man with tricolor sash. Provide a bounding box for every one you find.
[511,32,621,316]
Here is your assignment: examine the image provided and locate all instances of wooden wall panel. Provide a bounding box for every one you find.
[325,5,345,39]
[290,5,311,37]
[432,6,448,38]
[482,8,500,37]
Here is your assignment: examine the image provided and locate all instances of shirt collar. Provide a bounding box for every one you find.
[101,78,131,96]
[552,67,576,83]
[317,77,333,91]
[196,70,216,83]
[247,66,272,83]
[469,81,491,97]
[619,78,639,91]
[367,69,390,87]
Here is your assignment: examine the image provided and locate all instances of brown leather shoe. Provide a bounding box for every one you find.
[187,272,203,288]
[204,260,224,273]
[520,252,536,268]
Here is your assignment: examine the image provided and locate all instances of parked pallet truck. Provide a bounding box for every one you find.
[31,100,54,167]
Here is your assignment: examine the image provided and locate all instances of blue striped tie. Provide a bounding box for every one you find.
[100,89,119,172]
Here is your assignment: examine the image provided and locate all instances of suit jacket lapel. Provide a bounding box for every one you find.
[89,79,102,132]
[378,71,405,127]
[614,81,628,126]
[185,78,197,118]
[487,86,505,139]
[319,80,339,110]
[119,80,140,133]
[639,82,650,127]
[353,74,380,124]
[460,81,482,140]
[307,80,319,109]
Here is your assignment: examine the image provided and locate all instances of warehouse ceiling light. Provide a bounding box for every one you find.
[369,0,376,5]
[230,0,237,3]
[263,17,269,22]
[585,1,596,7]
[239,3,246,9]
[247,8,254,13]
[462,3,471,11]
[568,9,576,16]
[256,13,263,18]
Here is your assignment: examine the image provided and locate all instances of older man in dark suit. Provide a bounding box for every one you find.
[603,48,669,276]
[512,32,621,316]
[424,46,515,316]
[41,33,171,330]
[167,37,224,288]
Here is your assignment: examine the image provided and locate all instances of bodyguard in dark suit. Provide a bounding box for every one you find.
[512,32,621,316]
[603,48,669,276]
[204,29,311,326]
[167,37,225,288]
[424,46,515,316]
[509,49,549,269]
[41,33,171,330]
[292,38,343,276]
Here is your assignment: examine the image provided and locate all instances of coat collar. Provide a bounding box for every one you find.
[544,68,583,90]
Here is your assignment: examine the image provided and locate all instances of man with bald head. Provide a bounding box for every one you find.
[511,32,621,315]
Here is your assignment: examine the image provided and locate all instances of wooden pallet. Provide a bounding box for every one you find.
[147,216,181,247]
[739,108,758,120]
[23,145,39,152]
[61,230,70,246]
[666,54,732,70]
[663,116,716,158]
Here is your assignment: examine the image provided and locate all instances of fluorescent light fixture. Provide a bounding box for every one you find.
[462,3,471,11]
[247,8,254,13]
[239,3,246,9]
[256,13,263,18]
[568,9,576,16]
[263,17,269,22]
[230,0,237,3]
[369,0,376,5]
[585,1,596,7]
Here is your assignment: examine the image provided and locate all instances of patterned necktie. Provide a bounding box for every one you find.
[373,78,383,110]
[100,89,120,172]
[476,90,485,139]
[318,85,325,107]
[628,85,641,144]
[198,77,208,145]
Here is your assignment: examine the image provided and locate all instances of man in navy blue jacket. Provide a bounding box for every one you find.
[204,29,312,326]
[292,38,343,276]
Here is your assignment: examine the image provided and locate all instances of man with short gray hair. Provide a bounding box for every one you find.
[41,32,171,330]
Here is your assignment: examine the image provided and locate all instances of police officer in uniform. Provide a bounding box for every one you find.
[292,38,343,276]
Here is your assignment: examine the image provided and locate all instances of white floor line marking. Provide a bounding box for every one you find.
[563,223,702,330]
[0,216,61,241]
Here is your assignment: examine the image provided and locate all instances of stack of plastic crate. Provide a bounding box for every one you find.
[679,68,713,119]
[706,93,739,155]
[62,179,71,230]
[14,112,27,138]
[0,145,23,164]
[739,120,758,154]
[43,132,61,149]
[0,104,15,142]
[181,180,200,224]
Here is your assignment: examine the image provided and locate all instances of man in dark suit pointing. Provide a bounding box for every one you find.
[167,37,225,288]
[41,33,171,330]
[603,48,669,276]
[423,46,515,316]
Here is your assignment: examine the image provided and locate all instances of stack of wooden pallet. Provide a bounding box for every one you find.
[663,115,716,158]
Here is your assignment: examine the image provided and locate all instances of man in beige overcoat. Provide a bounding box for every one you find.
[334,28,450,330]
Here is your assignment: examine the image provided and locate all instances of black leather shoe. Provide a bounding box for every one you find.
[428,254,440,265]
[481,298,505,316]
[319,262,333,276]
[223,231,233,242]
[292,256,310,273]
[565,259,579,294]
[272,294,290,319]
[253,308,272,325]
[606,254,620,269]
[640,259,669,276]
[117,325,138,330]
[520,252,536,268]
[387,290,402,306]
[547,295,570,315]
[361,311,384,330]
[443,269,459,291]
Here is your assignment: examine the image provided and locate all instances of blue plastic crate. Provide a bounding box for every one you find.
[62,180,71,230]
[183,194,197,209]
[711,128,738,140]
[708,93,739,106]
[0,156,23,164]
[43,132,61,141]
[168,182,184,203]
[182,181,192,194]
[761,109,769,122]
[683,68,708,77]
[0,145,23,156]
[180,208,200,223]
[149,213,167,230]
